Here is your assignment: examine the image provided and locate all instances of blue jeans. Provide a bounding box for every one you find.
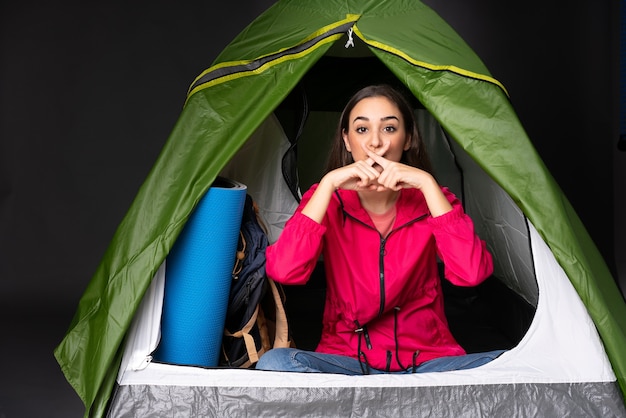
[255,348,505,375]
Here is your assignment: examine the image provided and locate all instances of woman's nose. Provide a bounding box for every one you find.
[369,133,382,148]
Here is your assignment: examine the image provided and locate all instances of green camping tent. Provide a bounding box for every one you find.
[54,1,626,416]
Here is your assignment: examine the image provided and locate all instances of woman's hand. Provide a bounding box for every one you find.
[322,159,381,191]
[302,141,452,223]
[363,146,453,217]
[362,145,429,191]
[323,140,390,191]
[300,142,389,223]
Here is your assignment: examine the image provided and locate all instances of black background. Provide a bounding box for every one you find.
[1,1,623,416]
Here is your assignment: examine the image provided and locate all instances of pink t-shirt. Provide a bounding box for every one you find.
[367,205,397,237]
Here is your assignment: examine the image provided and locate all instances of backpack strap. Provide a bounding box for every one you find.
[268,278,291,349]
[223,304,262,367]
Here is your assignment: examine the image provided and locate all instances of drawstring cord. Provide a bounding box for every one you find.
[356,310,422,374]
[354,320,371,375]
[411,350,421,373]
[358,350,370,375]
[393,307,408,370]
[393,307,420,372]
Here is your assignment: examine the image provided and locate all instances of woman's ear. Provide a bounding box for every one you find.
[342,129,352,153]
[403,135,411,151]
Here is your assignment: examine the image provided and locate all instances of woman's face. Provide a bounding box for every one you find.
[342,96,410,169]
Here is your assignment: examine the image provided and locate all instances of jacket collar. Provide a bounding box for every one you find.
[335,188,430,226]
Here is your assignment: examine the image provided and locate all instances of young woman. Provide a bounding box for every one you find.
[256,85,503,374]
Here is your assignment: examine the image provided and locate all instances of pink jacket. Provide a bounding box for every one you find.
[266,185,493,371]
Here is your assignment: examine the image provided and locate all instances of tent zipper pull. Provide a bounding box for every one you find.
[345,27,355,48]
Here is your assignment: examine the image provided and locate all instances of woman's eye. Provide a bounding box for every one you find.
[383,126,397,132]
[356,127,367,133]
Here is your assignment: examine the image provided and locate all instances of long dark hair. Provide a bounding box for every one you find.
[325,84,432,174]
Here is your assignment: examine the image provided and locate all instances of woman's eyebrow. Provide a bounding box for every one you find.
[353,115,399,123]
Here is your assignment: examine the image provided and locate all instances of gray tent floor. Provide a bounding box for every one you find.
[284,263,535,354]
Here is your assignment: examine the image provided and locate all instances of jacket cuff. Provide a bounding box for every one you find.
[426,204,464,228]
[288,210,327,236]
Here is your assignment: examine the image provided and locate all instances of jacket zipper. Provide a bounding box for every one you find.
[379,237,386,316]
[341,208,428,318]
[376,214,426,316]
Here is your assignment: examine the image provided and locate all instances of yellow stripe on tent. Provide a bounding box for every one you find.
[186,15,361,102]
[352,25,509,96]
[186,35,343,103]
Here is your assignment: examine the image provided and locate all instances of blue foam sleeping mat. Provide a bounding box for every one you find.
[154,177,247,367]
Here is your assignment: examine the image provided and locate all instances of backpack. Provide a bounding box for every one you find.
[220,195,292,368]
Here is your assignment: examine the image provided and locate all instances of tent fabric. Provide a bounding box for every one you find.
[107,383,625,418]
[54,0,626,416]
[220,113,299,244]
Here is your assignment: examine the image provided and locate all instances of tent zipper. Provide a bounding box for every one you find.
[187,19,358,99]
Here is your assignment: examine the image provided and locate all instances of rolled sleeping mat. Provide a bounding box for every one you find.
[154,177,247,367]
